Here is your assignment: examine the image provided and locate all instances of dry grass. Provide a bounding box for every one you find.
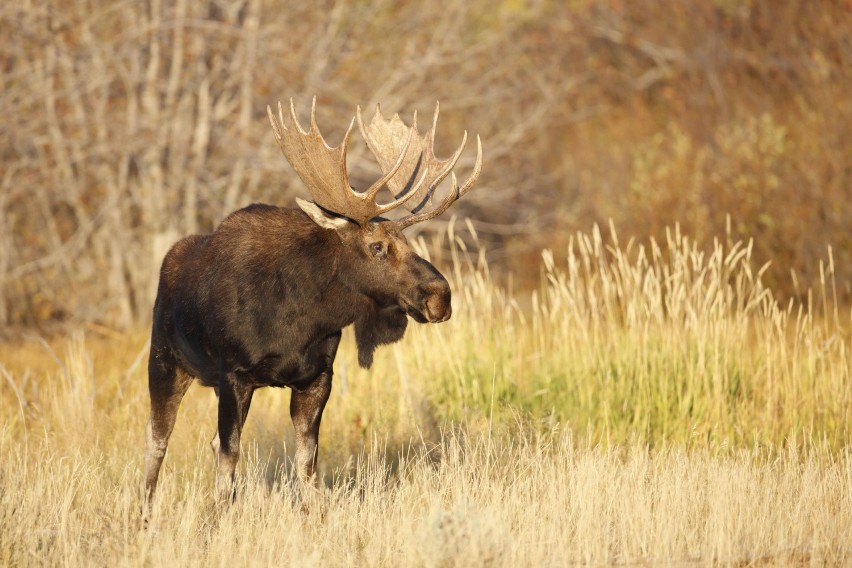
[2,421,850,566]
[1,225,851,566]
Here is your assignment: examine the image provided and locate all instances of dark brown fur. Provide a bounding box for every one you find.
[144,203,451,502]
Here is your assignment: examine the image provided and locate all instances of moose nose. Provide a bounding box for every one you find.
[422,282,452,323]
[425,295,452,322]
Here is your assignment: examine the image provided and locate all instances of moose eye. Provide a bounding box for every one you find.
[369,242,386,258]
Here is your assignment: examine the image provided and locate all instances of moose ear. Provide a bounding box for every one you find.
[296,198,350,231]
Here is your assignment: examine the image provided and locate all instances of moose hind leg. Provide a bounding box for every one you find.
[214,375,254,502]
[144,354,192,500]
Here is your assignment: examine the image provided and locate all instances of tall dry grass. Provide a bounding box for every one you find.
[413,220,851,449]
[1,224,851,565]
[2,423,849,566]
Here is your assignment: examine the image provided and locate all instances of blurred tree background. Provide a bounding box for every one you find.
[1,0,849,330]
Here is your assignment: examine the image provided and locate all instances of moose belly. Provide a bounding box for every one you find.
[240,354,318,388]
[237,332,341,389]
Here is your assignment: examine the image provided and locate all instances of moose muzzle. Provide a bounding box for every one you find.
[407,279,451,323]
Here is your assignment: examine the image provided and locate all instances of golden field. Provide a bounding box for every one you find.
[2,1,851,564]
[1,225,850,566]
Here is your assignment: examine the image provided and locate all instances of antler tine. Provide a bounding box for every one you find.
[267,104,281,139]
[459,134,483,196]
[290,99,299,132]
[396,134,482,229]
[415,101,467,201]
[431,129,467,189]
[339,117,356,178]
[398,172,459,230]
[373,164,431,216]
[405,101,466,200]
[309,96,318,132]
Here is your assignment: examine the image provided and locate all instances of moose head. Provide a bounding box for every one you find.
[267,98,482,327]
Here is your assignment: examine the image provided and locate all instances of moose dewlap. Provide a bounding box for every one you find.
[144,99,482,504]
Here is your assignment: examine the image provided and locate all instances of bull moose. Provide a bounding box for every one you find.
[143,99,482,502]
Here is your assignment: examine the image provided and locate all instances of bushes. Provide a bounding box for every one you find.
[625,112,843,299]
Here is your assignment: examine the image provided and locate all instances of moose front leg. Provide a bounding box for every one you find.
[290,370,332,487]
[213,374,254,503]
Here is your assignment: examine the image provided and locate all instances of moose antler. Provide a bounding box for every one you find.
[267,98,430,225]
[358,102,482,229]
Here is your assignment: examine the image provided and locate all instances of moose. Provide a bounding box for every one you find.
[143,99,482,502]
